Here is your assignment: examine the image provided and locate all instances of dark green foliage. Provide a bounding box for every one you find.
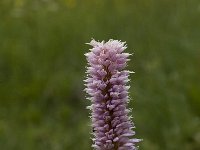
[0,0,200,149]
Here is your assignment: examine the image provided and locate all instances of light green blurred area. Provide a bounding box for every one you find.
[0,0,200,149]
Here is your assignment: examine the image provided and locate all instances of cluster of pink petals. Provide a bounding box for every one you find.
[85,39,141,150]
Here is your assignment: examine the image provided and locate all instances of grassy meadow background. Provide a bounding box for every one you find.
[0,0,200,149]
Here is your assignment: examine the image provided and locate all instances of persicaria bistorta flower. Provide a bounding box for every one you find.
[84,39,141,150]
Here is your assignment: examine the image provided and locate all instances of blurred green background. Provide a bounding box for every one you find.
[0,0,200,149]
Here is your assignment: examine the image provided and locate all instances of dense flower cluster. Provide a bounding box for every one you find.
[85,39,140,150]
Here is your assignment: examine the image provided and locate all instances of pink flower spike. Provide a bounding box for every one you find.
[85,39,141,150]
